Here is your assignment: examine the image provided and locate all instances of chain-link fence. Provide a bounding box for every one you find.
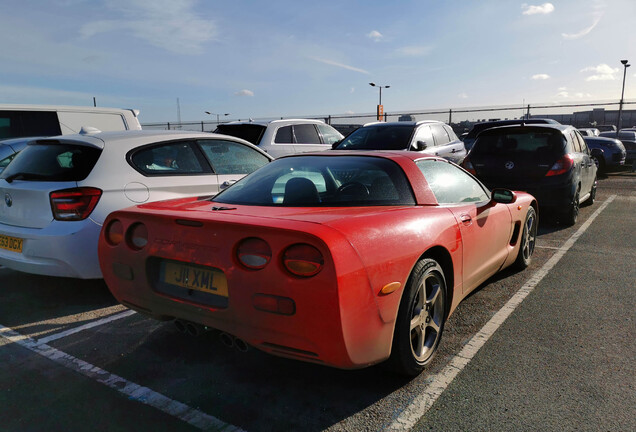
[142,99,636,136]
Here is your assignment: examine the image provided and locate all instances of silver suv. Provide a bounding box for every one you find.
[333,120,466,164]
[214,119,343,158]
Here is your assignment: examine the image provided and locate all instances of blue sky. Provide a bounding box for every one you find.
[1,0,634,123]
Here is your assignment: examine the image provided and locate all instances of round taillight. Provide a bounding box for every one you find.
[104,220,124,246]
[237,237,272,270]
[127,223,148,250]
[282,243,324,277]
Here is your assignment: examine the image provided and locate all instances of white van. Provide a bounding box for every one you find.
[0,104,142,140]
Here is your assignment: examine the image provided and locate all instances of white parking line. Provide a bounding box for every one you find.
[0,324,244,432]
[388,195,616,431]
[34,309,137,346]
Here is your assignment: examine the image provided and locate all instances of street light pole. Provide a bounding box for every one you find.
[369,82,390,121]
[617,59,630,134]
[205,111,230,124]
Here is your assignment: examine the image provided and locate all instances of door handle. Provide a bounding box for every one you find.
[460,214,472,224]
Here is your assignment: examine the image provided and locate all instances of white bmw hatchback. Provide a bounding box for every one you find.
[0,130,272,278]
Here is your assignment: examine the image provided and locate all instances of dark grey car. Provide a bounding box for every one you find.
[463,124,597,225]
[599,129,636,164]
[584,136,626,172]
[333,121,466,164]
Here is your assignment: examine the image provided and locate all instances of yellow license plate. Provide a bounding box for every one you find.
[162,261,228,297]
[0,234,23,253]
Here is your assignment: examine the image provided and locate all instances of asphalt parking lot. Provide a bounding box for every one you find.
[1,170,634,432]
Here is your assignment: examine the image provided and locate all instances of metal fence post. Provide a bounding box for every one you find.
[167,122,171,130]
[526,104,530,120]
[449,109,452,124]
[201,121,204,132]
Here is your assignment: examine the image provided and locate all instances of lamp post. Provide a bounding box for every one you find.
[617,59,630,134]
[205,111,230,124]
[369,82,390,121]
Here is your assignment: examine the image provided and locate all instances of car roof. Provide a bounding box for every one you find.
[28,130,264,152]
[478,123,574,134]
[361,120,443,128]
[221,119,327,127]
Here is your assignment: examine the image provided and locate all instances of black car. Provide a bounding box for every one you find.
[463,118,560,152]
[463,124,597,225]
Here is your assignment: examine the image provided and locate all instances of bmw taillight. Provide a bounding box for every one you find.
[546,154,574,176]
[127,223,148,250]
[237,237,272,270]
[462,157,477,175]
[104,219,124,246]
[50,187,102,221]
[282,243,324,277]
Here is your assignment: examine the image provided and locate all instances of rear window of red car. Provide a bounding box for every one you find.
[213,155,416,206]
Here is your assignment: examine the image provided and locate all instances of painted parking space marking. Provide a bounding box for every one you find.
[34,309,137,346]
[0,323,244,432]
[388,195,616,431]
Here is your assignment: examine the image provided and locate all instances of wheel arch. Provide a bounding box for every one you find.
[418,246,455,318]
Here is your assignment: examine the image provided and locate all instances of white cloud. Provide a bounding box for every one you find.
[350,87,355,94]
[562,11,604,39]
[531,74,551,80]
[581,64,619,81]
[556,90,569,98]
[235,89,254,97]
[309,57,370,74]
[458,93,468,99]
[521,3,555,15]
[80,0,217,55]
[367,30,383,42]
[395,46,432,57]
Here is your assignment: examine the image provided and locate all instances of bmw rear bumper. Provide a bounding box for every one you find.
[0,219,102,279]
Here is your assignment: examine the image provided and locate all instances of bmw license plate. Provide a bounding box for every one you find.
[161,261,228,297]
[0,234,23,253]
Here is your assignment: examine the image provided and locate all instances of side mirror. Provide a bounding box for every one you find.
[331,140,342,149]
[491,188,517,204]
[416,140,428,151]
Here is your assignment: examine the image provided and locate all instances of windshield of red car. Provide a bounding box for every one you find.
[213,155,416,206]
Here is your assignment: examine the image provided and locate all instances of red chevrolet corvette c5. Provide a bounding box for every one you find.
[98,152,538,376]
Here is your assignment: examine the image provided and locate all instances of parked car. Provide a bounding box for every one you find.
[0,130,272,279]
[332,121,466,164]
[584,136,626,172]
[599,130,636,163]
[99,151,537,376]
[463,124,596,225]
[0,137,36,173]
[214,119,343,158]
[463,118,560,152]
[0,104,142,140]
[577,128,600,137]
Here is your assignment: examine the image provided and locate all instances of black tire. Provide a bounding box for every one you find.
[561,187,580,226]
[592,156,606,174]
[513,206,537,270]
[388,258,447,376]
[583,176,597,207]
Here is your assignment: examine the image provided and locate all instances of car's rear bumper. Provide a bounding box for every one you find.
[0,219,102,279]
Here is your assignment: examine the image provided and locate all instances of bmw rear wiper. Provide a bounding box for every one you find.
[3,172,48,183]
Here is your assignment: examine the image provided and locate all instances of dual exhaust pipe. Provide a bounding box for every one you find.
[173,319,248,352]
